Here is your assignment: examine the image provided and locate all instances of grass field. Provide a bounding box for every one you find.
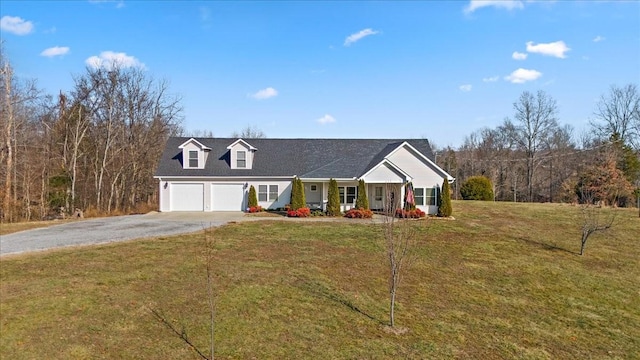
[1,201,638,359]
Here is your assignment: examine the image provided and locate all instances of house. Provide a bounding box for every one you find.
[154,137,454,214]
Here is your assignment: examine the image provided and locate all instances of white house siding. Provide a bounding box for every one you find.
[246,180,293,210]
[158,178,293,212]
[361,163,405,183]
[387,146,445,214]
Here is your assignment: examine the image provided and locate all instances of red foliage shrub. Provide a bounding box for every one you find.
[395,208,426,218]
[344,208,373,219]
[247,206,263,213]
[287,207,311,217]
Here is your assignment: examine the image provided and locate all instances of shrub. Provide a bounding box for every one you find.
[246,205,263,213]
[327,178,341,216]
[287,207,311,217]
[460,176,494,201]
[248,185,258,208]
[290,178,306,210]
[395,208,426,218]
[438,180,453,217]
[344,208,373,219]
[355,180,369,210]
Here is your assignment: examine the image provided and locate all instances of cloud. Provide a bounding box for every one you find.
[85,51,146,70]
[344,28,380,46]
[526,41,570,58]
[482,76,499,82]
[512,51,528,60]
[316,114,336,125]
[40,46,70,57]
[89,0,125,8]
[464,0,524,14]
[459,84,472,92]
[0,16,34,35]
[593,35,605,42]
[249,87,278,100]
[505,68,542,83]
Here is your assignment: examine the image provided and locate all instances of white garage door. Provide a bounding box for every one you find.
[211,184,244,211]
[171,183,204,211]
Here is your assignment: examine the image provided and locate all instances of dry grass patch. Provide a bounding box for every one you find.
[1,201,638,359]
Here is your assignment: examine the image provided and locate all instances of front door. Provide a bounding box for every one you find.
[371,185,384,211]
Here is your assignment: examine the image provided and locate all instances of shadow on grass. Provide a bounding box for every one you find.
[515,236,577,255]
[294,276,387,326]
[148,307,210,360]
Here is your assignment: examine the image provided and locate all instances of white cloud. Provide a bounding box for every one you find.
[89,0,125,8]
[593,35,605,42]
[85,51,146,70]
[344,28,380,46]
[512,51,528,60]
[459,84,472,92]
[316,114,336,125]
[464,0,524,14]
[40,46,70,57]
[0,16,34,35]
[249,87,278,100]
[482,76,499,82]
[526,41,570,58]
[505,68,543,83]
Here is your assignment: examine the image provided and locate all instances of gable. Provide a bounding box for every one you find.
[360,161,407,183]
[386,145,449,185]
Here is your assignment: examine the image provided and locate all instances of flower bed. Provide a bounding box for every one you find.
[395,208,426,218]
[246,206,264,213]
[344,208,373,219]
[287,207,311,218]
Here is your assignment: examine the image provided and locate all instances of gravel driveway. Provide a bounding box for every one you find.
[0,212,247,256]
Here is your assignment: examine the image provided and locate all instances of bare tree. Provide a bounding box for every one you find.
[503,90,560,202]
[382,184,416,329]
[591,83,640,150]
[579,193,615,256]
[231,125,265,138]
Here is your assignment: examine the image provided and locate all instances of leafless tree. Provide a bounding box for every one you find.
[591,83,640,150]
[382,184,416,328]
[578,191,615,256]
[231,125,265,138]
[503,90,560,202]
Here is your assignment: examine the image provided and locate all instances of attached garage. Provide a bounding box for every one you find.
[211,184,245,211]
[170,183,204,211]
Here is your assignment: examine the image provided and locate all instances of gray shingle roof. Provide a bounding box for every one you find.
[154,137,435,178]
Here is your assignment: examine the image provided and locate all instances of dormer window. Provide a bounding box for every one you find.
[178,138,211,170]
[188,151,198,168]
[237,151,246,168]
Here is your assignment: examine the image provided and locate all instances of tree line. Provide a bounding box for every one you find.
[1,48,183,222]
[436,85,640,207]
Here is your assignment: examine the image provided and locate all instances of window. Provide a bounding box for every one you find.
[258,185,278,202]
[237,151,246,168]
[338,186,357,204]
[425,188,436,206]
[310,185,317,192]
[258,185,268,202]
[374,186,383,201]
[414,188,424,205]
[188,150,198,168]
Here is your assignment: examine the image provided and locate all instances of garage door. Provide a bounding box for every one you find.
[211,184,244,211]
[171,183,204,211]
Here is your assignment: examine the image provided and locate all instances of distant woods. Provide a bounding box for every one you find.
[435,86,640,207]
[1,48,183,222]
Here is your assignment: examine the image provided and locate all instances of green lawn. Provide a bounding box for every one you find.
[1,201,638,359]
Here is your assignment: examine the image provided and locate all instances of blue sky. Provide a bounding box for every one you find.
[1,0,639,147]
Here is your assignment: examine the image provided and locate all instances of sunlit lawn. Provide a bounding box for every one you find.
[1,201,638,359]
